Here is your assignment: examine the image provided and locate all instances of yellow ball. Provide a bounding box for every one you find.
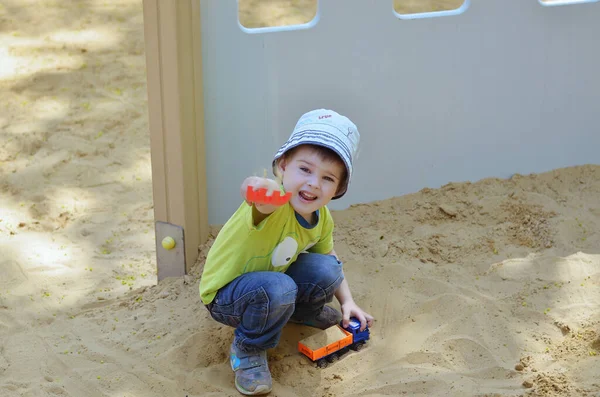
[161,236,176,250]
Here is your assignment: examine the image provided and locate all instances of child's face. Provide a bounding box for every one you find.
[278,146,345,220]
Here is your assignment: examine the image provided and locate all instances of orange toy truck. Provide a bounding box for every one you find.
[298,317,370,368]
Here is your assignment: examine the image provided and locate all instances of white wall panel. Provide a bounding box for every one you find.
[200,0,600,224]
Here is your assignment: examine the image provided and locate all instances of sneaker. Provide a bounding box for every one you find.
[229,343,272,395]
[289,305,342,330]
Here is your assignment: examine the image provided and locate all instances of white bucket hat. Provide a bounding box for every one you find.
[272,109,360,199]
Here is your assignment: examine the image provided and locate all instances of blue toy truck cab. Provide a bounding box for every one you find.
[343,317,370,347]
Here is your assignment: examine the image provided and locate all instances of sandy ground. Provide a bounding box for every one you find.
[1,1,599,396]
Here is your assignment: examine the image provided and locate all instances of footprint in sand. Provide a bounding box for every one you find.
[0,260,28,289]
[441,336,498,372]
[164,328,229,369]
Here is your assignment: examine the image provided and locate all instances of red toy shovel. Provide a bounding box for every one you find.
[247,185,292,206]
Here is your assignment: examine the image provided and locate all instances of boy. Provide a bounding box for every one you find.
[199,109,374,395]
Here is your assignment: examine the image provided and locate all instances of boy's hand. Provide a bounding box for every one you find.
[340,300,374,332]
[241,177,284,213]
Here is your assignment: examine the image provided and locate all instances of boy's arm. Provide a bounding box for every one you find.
[329,249,375,331]
[241,176,283,226]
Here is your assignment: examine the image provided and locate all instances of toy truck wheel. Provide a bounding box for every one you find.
[327,353,339,363]
[351,341,365,351]
[317,359,328,368]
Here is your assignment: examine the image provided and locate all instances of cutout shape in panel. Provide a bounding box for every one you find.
[394,0,468,18]
[238,0,318,31]
[539,0,598,6]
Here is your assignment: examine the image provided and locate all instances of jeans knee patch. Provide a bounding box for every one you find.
[240,287,270,333]
[322,258,344,292]
[209,287,270,329]
[209,306,241,328]
[263,277,297,307]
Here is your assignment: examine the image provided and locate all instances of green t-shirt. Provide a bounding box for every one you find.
[199,202,335,305]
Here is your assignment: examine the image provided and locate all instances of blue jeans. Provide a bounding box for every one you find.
[206,253,344,353]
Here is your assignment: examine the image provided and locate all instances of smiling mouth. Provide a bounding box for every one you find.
[299,191,317,201]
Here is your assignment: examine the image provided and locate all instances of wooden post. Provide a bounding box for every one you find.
[142,0,208,280]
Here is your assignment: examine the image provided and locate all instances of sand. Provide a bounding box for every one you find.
[1,1,599,396]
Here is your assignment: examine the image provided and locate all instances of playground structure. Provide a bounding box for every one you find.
[142,0,600,280]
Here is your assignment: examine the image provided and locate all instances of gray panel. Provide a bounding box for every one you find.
[200,0,600,224]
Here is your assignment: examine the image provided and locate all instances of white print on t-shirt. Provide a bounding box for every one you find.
[271,237,298,267]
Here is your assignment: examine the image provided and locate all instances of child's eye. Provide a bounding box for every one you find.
[300,167,310,173]
[323,176,334,182]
